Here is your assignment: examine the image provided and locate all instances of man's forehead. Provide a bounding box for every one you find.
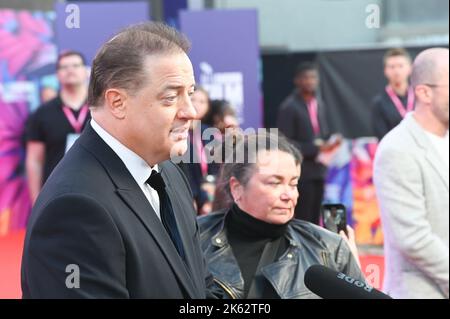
[386,55,411,64]
[143,54,194,86]
[60,55,83,64]
[144,52,192,69]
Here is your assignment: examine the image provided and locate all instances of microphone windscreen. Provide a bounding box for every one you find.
[304,264,392,299]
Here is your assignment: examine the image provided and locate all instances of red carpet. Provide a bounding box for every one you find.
[0,230,384,298]
[0,230,25,299]
[360,255,385,290]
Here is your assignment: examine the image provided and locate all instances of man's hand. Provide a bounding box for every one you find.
[319,134,343,152]
[26,141,46,204]
[317,134,343,166]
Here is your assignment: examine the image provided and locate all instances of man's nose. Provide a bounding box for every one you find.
[179,94,197,120]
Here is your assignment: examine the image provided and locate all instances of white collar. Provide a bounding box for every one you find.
[90,119,158,186]
[425,130,449,141]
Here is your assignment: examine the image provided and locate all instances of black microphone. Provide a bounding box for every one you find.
[304,264,392,299]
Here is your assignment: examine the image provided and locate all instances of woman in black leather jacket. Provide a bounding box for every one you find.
[198,133,365,299]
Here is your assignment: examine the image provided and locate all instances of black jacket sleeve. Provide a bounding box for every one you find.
[22,194,128,298]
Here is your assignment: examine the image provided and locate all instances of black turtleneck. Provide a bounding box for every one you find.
[225,204,289,298]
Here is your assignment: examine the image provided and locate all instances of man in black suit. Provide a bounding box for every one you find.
[371,48,414,141]
[21,22,211,298]
[277,62,341,225]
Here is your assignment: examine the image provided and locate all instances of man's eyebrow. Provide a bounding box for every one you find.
[162,85,184,91]
[162,83,196,91]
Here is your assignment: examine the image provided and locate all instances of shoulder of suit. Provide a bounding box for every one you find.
[30,190,109,226]
[376,119,418,156]
[279,93,300,110]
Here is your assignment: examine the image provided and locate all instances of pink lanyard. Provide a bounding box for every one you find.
[62,105,89,134]
[385,86,415,118]
[306,98,321,136]
[194,131,208,177]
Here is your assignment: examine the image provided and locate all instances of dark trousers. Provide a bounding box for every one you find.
[295,180,325,225]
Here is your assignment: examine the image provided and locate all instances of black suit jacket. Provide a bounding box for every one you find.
[277,91,330,181]
[21,124,209,298]
[371,90,405,141]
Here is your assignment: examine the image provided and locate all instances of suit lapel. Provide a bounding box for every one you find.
[116,188,199,298]
[78,124,199,298]
[295,94,316,136]
[405,114,449,190]
[160,165,203,294]
[296,92,325,138]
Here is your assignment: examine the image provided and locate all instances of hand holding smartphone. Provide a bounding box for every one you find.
[321,204,348,236]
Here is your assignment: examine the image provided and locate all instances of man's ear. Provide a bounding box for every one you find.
[104,89,127,119]
[414,85,432,104]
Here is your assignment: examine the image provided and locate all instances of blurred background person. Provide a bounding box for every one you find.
[198,132,363,299]
[371,48,414,141]
[374,48,449,299]
[201,99,241,212]
[277,62,342,225]
[203,99,239,137]
[178,87,213,215]
[203,99,239,176]
[25,51,90,204]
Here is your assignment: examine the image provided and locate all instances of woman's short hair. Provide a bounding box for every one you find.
[214,132,302,208]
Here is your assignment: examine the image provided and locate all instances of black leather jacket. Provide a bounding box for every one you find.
[198,210,365,299]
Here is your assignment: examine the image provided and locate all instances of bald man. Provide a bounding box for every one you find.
[374,48,449,299]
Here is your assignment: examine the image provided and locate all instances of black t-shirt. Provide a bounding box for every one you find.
[371,90,409,140]
[26,96,90,183]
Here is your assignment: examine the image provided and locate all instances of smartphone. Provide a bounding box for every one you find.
[321,204,347,235]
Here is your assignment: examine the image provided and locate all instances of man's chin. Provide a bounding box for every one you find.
[169,141,189,158]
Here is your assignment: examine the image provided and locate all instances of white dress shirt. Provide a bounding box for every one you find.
[90,119,161,220]
[425,130,449,168]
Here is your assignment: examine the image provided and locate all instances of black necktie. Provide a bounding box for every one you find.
[146,171,186,261]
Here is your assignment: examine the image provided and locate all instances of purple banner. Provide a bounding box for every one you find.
[163,0,187,29]
[55,1,150,65]
[180,9,262,129]
[0,9,56,235]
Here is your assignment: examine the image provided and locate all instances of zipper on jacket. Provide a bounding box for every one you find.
[213,278,238,299]
[321,251,329,267]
